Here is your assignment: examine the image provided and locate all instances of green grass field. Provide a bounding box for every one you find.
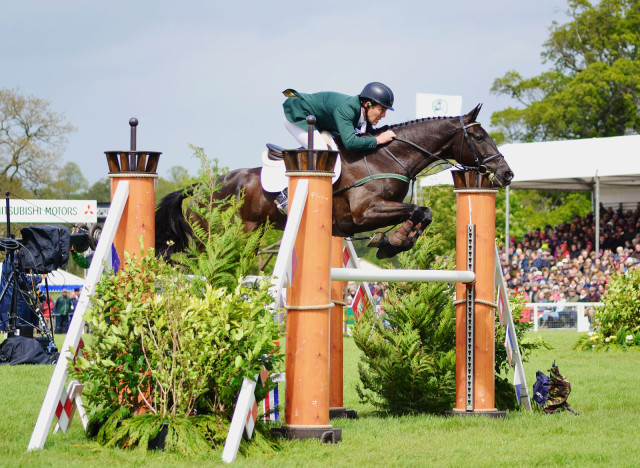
[1,331,639,467]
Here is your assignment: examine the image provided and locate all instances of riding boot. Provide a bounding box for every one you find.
[275,188,289,215]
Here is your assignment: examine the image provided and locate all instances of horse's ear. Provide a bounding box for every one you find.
[465,103,483,123]
[469,103,482,122]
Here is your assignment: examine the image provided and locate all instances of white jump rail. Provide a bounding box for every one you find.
[330,268,475,283]
[28,181,130,451]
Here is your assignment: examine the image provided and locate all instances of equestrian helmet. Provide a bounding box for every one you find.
[360,82,394,110]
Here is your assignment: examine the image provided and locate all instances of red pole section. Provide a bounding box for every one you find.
[451,171,505,418]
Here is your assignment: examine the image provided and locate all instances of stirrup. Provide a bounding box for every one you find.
[275,188,288,215]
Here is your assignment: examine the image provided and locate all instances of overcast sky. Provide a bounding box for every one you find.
[1,1,568,185]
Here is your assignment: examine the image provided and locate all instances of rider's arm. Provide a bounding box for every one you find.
[333,104,377,152]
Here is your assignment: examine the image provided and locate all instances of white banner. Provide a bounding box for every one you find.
[416,93,463,118]
[0,200,97,224]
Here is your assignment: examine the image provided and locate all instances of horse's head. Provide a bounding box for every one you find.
[456,104,513,188]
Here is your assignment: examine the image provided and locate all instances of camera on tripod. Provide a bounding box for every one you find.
[0,207,91,364]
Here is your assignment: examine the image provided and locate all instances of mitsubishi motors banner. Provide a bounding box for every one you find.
[416,93,463,118]
[0,200,98,223]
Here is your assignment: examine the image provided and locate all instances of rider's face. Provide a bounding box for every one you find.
[365,104,387,126]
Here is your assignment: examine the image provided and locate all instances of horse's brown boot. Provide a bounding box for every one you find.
[389,220,414,247]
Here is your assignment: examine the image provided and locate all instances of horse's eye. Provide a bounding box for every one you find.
[475,134,485,142]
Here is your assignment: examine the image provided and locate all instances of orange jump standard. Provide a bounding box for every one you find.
[449,171,505,418]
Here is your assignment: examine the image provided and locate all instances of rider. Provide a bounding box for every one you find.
[276,82,397,213]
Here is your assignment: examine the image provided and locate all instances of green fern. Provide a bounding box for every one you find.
[172,147,267,292]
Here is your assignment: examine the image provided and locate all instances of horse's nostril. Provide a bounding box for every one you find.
[504,171,514,182]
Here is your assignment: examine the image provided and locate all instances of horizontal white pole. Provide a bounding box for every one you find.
[330,268,475,283]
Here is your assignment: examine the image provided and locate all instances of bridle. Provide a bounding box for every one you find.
[391,116,506,177]
[457,115,506,179]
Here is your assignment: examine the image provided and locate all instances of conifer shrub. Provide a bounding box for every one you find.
[353,229,543,414]
[353,232,457,414]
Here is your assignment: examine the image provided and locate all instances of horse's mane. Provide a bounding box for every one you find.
[387,115,460,130]
[368,115,460,136]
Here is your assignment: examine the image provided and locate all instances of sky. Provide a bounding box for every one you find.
[1,0,568,186]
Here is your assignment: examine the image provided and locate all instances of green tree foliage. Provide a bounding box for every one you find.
[155,165,197,203]
[38,162,88,198]
[421,185,457,254]
[72,249,282,454]
[0,88,75,194]
[501,189,592,240]
[490,0,640,144]
[80,177,111,203]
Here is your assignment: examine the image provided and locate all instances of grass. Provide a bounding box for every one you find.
[1,331,639,467]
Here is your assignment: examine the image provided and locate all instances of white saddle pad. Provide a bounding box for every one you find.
[260,150,342,193]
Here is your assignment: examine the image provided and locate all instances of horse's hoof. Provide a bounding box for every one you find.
[376,246,394,260]
[367,232,386,248]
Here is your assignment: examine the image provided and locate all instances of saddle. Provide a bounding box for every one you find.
[265,143,285,161]
[260,134,342,193]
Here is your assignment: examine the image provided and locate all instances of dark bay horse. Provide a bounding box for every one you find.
[156,104,513,260]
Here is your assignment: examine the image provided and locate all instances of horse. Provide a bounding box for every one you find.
[155,104,513,260]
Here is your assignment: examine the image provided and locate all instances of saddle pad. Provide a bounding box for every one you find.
[260,150,342,193]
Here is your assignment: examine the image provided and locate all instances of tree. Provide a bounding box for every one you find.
[0,88,75,193]
[38,162,89,198]
[155,165,195,202]
[80,178,111,203]
[490,0,640,144]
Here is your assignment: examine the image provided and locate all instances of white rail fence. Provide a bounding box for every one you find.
[522,302,603,332]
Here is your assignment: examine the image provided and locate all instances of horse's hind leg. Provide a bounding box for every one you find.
[373,206,432,259]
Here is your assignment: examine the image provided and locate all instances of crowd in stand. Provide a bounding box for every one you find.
[344,205,640,324]
[499,204,640,307]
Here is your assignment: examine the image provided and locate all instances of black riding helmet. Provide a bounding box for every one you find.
[360,82,394,110]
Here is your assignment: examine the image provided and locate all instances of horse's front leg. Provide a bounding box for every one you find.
[353,198,432,259]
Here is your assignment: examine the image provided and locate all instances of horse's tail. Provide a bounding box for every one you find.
[155,185,196,259]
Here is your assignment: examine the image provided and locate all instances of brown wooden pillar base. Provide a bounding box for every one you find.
[445,409,506,418]
[272,425,342,443]
[329,407,358,420]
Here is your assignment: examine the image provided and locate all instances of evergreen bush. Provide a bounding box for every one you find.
[353,229,544,414]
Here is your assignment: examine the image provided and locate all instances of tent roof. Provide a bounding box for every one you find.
[420,134,640,192]
[0,263,84,293]
[42,268,84,292]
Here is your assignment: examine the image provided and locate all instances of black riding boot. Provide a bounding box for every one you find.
[275,188,288,215]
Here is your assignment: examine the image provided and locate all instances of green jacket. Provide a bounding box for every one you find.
[54,295,71,316]
[283,90,377,152]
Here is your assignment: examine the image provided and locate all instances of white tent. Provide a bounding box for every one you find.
[419,134,640,256]
[41,268,85,292]
[422,134,640,201]
[0,263,84,295]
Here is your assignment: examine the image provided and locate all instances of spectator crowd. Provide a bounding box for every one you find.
[499,204,640,306]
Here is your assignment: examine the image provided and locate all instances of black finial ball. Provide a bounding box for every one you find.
[306,115,316,126]
[129,118,139,127]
